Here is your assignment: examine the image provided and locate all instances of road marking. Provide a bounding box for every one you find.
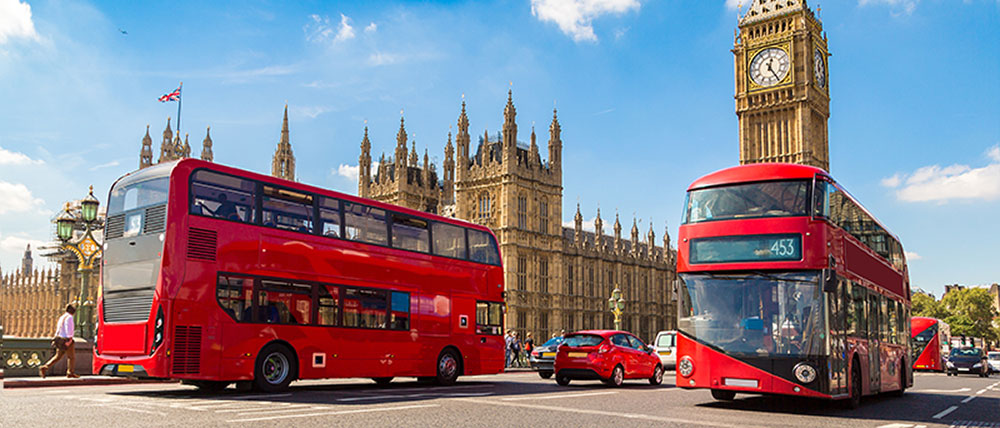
[219,393,292,400]
[225,403,439,423]
[914,388,972,393]
[501,391,618,401]
[234,405,325,416]
[214,403,304,413]
[933,406,959,419]
[453,397,768,428]
[321,383,491,394]
[104,405,168,416]
[335,391,493,402]
[961,396,975,403]
[876,424,926,428]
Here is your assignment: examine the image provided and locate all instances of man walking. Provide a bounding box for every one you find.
[39,305,79,378]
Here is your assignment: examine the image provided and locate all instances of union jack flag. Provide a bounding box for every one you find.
[158,85,181,102]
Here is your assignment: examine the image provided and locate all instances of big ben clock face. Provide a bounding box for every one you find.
[814,49,826,88]
[749,47,790,87]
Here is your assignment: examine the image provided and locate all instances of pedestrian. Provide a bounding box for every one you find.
[39,304,79,378]
[510,331,522,367]
[504,330,515,367]
[524,332,535,355]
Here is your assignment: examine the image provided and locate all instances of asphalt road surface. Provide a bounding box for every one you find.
[2,370,998,427]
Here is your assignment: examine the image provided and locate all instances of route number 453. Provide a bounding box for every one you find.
[770,239,797,257]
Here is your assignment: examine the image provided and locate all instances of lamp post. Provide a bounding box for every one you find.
[55,186,103,341]
[608,286,625,330]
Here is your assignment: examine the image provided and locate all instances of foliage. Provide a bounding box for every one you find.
[941,288,998,340]
[912,292,949,319]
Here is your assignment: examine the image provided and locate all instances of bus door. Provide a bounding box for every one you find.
[867,292,881,392]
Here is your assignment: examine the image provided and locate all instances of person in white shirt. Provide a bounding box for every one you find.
[39,305,79,378]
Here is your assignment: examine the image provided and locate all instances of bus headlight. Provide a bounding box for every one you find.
[794,362,817,383]
[679,356,695,377]
[151,306,164,356]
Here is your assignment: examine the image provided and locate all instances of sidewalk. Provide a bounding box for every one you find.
[1,375,177,389]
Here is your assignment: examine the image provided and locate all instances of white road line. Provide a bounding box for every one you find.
[104,405,168,416]
[913,388,972,393]
[215,403,302,413]
[324,384,491,395]
[961,396,975,403]
[220,393,292,400]
[501,391,619,401]
[226,404,439,423]
[976,389,987,395]
[234,405,326,416]
[933,406,958,419]
[453,397,767,428]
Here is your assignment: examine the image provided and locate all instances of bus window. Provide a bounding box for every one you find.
[344,203,388,246]
[468,229,500,265]
[190,170,256,223]
[343,287,388,329]
[476,301,503,335]
[317,284,339,326]
[432,222,467,259]
[390,291,410,330]
[391,214,430,253]
[261,186,314,233]
[216,275,254,322]
[851,283,866,337]
[259,280,312,325]
[319,197,342,238]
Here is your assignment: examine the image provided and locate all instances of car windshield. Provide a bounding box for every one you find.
[951,348,982,358]
[656,333,675,347]
[683,180,809,224]
[989,352,1000,360]
[563,334,604,347]
[678,271,826,357]
[541,337,565,347]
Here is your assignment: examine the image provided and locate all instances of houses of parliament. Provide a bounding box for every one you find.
[2,0,831,344]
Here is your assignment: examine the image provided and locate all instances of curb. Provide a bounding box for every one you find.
[2,377,177,389]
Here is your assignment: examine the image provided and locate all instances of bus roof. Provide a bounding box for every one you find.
[687,163,827,191]
[164,158,497,235]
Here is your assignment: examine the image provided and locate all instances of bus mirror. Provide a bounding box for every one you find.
[822,269,837,293]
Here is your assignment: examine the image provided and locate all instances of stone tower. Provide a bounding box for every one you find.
[271,105,295,181]
[20,244,33,276]
[158,117,174,163]
[201,126,214,162]
[141,118,213,170]
[358,116,441,213]
[734,0,830,171]
[139,125,153,168]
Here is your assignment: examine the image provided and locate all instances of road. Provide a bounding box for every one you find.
[2,371,997,427]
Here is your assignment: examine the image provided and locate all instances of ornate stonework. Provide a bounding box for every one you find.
[734,0,830,171]
[360,92,677,341]
[140,117,213,169]
[271,105,296,181]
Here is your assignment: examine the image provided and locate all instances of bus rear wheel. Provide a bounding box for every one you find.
[435,349,460,386]
[889,360,906,397]
[844,363,862,409]
[711,389,736,401]
[253,343,297,392]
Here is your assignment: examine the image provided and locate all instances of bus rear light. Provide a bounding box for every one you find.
[679,356,694,377]
[151,306,164,356]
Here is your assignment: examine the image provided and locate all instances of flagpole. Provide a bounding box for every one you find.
[176,82,183,136]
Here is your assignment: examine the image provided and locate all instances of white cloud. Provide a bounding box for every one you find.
[0,0,39,44]
[531,0,640,42]
[335,164,360,181]
[292,105,331,119]
[858,0,918,15]
[334,14,355,42]
[88,160,120,171]
[0,145,43,165]
[305,13,355,44]
[882,145,1000,203]
[365,22,377,34]
[0,233,49,254]
[368,52,400,66]
[562,217,597,232]
[905,251,922,261]
[0,181,44,214]
[725,0,743,10]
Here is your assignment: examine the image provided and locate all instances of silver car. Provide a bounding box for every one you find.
[653,330,677,369]
[989,352,1000,374]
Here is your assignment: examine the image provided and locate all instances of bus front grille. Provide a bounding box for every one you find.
[186,228,217,261]
[143,204,166,234]
[106,214,125,239]
[172,325,202,375]
[103,291,155,323]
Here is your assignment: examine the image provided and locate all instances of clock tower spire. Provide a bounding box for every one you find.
[734,0,830,171]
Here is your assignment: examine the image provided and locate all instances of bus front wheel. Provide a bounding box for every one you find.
[845,363,862,409]
[254,343,297,392]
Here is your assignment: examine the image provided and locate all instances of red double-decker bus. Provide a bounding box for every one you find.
[675,164,911,408]
[911,317,950,372]
[94,159,505,391]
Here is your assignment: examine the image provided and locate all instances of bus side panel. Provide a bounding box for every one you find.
[451,296,479,374]
[914,333,941,370]
[416,293,451,374]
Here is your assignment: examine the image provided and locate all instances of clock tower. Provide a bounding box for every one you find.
[734,0,830,171]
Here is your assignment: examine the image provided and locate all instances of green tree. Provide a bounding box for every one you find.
[912,292,949,319]
[942,288,997,340]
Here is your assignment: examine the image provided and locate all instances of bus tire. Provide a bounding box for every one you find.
[845,360,862,409]
[372,377,393,386]
[889,360,906,397]
[649,365,664,385]
[435,349,461,386]
[711,389,736,401]
[253,343,296,392]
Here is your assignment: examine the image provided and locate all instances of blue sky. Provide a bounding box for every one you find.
[0,0,997,299]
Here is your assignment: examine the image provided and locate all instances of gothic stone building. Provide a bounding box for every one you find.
[139,116,214,170]
[359,91,677,342]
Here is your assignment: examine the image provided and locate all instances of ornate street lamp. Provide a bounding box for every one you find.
[608,286,625,331]
[54,186,103,341]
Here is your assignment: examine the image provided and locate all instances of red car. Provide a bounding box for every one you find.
[554,330,664,387]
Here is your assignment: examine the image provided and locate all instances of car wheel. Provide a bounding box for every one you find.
[607,365,624,388]
[253,343,296,392]
[539,371,553,379]
[649,365,663,385]
[711,389,736,401]
[556,373,571,386]
[372,377,393,386]
[435,349,461,386]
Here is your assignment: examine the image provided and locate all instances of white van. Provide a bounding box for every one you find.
[653,330,677,369]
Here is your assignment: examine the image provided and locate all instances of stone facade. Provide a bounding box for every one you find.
[0,266,68,338]
[139,117,214,169]
[359,91,677,342]
[734,0,830,171]
[271,105,296,181]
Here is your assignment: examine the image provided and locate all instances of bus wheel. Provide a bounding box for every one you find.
[845,363,862,409]
[649,365,664,386]
[890,360,906,397]
[372,377,393,386]
[711,389,735,401]
[435,349,460,386]
[254,343,296,392]
[186,380,230,393]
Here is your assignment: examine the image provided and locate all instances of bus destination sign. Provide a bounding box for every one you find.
[689,234,802,264]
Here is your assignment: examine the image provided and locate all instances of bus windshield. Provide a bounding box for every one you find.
[683,180,809,224]
[912,322,937,360]
[678,272,826,357]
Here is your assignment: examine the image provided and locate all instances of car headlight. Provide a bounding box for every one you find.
[679,356,694,377]
[973,363,982,369]
[947,361,955,368]
[794,362,817,384]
